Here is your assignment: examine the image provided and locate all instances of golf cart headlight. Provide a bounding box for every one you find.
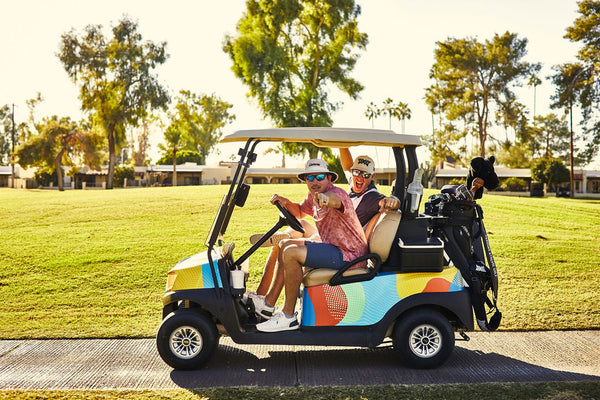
[166,271,177,292]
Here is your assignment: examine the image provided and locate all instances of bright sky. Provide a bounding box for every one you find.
[3,0,594,168]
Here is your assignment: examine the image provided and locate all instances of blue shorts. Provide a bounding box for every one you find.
[304,241,346,270]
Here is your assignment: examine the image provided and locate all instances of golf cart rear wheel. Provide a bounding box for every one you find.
[157,309,219,370]
[392,308,454,369]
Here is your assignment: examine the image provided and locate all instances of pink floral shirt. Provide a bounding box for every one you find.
[299,183,368,262]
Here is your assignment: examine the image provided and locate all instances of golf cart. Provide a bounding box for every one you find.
[156,127,501,370]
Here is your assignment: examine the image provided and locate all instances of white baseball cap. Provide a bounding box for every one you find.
[351,155,375,175]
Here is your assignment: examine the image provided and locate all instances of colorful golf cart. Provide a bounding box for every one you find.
[156,127,501,370]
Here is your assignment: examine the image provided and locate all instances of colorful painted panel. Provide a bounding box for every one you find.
[302,268,464,327]
[168,251,222,291]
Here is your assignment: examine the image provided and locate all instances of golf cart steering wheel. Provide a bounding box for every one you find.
[274,200,305,233]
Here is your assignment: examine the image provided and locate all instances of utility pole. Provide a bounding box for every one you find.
[10,104,15,189]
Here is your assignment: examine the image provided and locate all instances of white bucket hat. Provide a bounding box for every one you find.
[297,159,338,182]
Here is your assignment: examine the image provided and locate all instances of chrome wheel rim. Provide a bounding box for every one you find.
[409,324,442,358]
[169,325,203,359]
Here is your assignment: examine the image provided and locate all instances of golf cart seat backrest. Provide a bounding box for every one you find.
[303,211,402,287]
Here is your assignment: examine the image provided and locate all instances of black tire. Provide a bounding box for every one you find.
[392,308,455,369]
[156,309,219,370]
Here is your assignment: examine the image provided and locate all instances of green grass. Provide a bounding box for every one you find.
[0,186,599,339]
[2,381,600,399]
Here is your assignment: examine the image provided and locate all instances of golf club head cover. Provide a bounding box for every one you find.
[466,156,499,199]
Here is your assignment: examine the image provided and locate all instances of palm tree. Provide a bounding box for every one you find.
[264,144,286,168]
[160,124,184,187]
[382,98,411,132]
[364,102,380,128]
[528,73,542,118]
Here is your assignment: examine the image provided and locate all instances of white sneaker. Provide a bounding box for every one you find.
[256,311,299,332]
[248,293,275,319]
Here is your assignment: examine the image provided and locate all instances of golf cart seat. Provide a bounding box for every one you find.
[303,210,401,287]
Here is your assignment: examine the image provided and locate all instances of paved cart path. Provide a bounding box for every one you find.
[0,331,599,389]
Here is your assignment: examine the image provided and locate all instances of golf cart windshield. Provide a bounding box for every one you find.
[206,127,422,250]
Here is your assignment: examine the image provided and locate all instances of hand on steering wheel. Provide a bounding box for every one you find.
[274,200,305,233]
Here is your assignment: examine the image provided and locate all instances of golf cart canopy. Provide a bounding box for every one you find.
[221,127,422,148]
[207,127,422,250]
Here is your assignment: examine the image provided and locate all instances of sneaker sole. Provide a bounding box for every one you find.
[256,321,300,333]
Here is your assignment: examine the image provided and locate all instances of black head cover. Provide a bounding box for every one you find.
[467,156,499,199]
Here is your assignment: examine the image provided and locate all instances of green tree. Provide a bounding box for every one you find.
[157,149,204,166]
[563,0,600,165]
[113,165,135,188]
[58,16,170,189]
[16,116,104,191]
[529,113,570,160]
[159,124,184,187]
[531,158,570,192]
[223,0,368,159]
[0,105,13,166]
[165,90,235,167]
[549,62,593,197]
[427,32,540,158]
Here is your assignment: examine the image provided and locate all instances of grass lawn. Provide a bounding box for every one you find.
[0,185,599,338]
[2,382,600,399]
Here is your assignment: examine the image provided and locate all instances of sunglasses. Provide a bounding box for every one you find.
[352,169,372,179]
[305,173,327,182]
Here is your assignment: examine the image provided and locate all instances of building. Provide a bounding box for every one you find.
[434,166,600,195]
[5,162,600,196]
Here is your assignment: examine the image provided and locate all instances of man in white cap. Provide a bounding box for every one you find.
[254,159,367,332]
[339,148,399,229]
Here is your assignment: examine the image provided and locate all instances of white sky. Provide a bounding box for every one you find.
[3,0,594,168]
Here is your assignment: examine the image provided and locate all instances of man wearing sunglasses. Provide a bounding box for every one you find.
[340,148,400,229]
[254,159,368,332]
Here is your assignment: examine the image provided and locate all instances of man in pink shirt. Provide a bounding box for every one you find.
[255,159,368,332]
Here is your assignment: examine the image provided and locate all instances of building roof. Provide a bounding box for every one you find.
[435,167,531,179]
[148,163,205,173]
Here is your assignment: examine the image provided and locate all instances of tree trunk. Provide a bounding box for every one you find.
[172,148,178,187]
[107,129,115,190]
[54,150,65,192]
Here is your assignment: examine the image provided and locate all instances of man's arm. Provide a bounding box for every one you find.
[378,195,400,212]
[315,191,343,211]
[339,148,353,172]
[270,194,307,219]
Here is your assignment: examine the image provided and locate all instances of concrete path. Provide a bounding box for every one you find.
[0,331,598,390]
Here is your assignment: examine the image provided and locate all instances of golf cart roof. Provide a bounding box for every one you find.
[221,127,422,147]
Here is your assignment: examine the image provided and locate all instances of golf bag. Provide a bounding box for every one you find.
[426,191,502,332]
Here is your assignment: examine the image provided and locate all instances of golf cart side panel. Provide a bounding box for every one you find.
[380,290,474,332]
[165,251,223,292]
[301,268,465,327]
[162,288,229,319]
[224,290,473,347]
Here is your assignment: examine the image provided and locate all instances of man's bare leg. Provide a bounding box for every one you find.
[255,220,317,296]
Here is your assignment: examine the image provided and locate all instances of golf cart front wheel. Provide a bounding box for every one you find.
[157,309,219,370]
[392,308,455,369]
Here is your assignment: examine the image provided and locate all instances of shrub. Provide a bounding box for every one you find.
[114,166,135,187]
[502,177,528,191]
